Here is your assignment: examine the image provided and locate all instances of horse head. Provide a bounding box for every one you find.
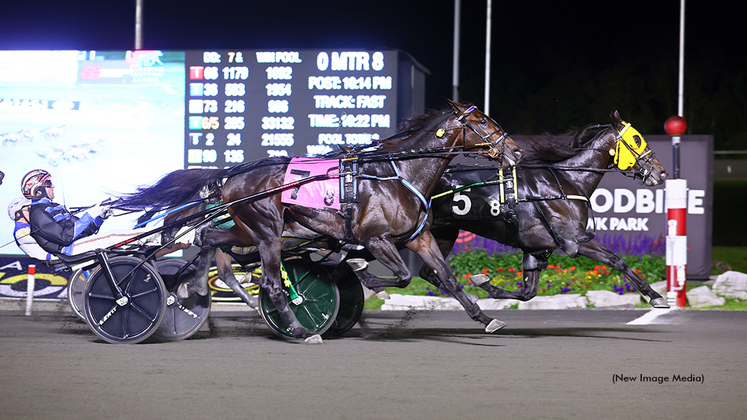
[609,111,668,186]
[448,100,523,166]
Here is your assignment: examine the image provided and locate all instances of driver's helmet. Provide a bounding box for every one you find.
[21,169,52,199]
[8,197,31,221]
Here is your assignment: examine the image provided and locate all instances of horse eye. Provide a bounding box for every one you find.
[479,117,488,125]
[633,135,641,147]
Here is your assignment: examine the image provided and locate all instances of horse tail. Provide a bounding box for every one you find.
[113,168,230,211]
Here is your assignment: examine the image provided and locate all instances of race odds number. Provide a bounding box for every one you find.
[184,50,398,168]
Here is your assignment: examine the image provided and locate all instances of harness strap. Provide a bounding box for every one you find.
[133,200,204,228]
[358,160,431,242]
[389,161,430,242]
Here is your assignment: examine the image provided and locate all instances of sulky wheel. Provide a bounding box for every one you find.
[67,267,96,321]
[258,258,340,339]
[152,259,211,341]
[82,256,167,344]
[324,266,364,337]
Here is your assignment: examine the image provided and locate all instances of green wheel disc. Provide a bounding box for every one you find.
[259,259,340,339]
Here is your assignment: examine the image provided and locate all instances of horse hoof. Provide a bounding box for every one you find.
[649,298,670,309]
[304,334,323,344]
[485,319,507,333]
[346,258,368,272]
[176,283,192,299]
[375,290,390,300]
[470,274,489,285]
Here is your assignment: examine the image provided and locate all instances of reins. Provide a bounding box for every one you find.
[10,105,510,254]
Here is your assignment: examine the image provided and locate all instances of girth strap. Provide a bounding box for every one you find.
[357,160,432,242]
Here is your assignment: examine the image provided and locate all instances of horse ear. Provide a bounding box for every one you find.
[448,99,463,113]
[610,110,622,126]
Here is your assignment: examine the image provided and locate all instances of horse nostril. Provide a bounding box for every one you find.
[660,171,668,179]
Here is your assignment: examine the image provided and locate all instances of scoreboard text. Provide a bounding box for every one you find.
[185,50,398,168]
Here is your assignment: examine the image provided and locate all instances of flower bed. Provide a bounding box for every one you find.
[447,248,665,298]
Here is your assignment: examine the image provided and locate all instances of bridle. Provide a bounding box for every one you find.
[453,105,511,161]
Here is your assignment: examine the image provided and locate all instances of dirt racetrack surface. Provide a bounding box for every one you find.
[1,307,746,419]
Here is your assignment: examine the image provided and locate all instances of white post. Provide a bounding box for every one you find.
[672,0,685,178]
[135,0,144,50]
[678,0,685,117]
[25,264,36,316]
[452,0,461,102]
[484,0,492,114]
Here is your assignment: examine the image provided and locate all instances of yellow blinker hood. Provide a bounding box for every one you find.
[614,122,647,170]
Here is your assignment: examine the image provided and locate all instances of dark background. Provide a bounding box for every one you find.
[2,1,745,248]
[2,0,745,149]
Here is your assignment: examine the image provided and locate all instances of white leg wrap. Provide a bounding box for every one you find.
[346,258,368,272]
[470,274,490,285]
[175,226,196,244]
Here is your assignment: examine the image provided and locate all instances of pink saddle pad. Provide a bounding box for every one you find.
[281,158,340,210]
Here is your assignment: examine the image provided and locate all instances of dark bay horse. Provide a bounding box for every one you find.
[421,111,670,308]
[114,101,523,342]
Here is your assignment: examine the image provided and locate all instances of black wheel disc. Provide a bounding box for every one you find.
[82,256,166,344]
[325,267,364,336]
[67,268,95,321]
[153,259,211,341]
[258,259,339,339]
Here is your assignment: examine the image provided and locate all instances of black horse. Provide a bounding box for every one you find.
[113,101,523,342]
[421,111,670,308]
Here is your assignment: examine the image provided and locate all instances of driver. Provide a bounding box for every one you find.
[8,197,58,262]
[22,169,110,256]
[20,169,188,257]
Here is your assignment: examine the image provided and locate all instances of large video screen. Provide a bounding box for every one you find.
[1,50,186,255]
[0,49,400,256]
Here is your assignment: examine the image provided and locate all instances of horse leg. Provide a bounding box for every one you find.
[154,242,190,258]
[416,227,478,301]
[471,252,548,301]
[214,248,258,308]
[578,240,669,308]
[177,246,215,298]
[407,232,506,333]
[229,212,321,343]
[196,225,254,248]
[255,238,322,342]
[344,269,390,299]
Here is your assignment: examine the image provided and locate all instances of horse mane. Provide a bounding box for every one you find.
[322,107,452,158]
[519,123,611,165]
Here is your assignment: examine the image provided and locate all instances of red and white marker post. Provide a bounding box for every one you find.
[665,180,687,307]
[664,115,688,308]
[26,264,36,316]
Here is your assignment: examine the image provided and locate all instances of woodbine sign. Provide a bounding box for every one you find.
[590,135,712,279]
